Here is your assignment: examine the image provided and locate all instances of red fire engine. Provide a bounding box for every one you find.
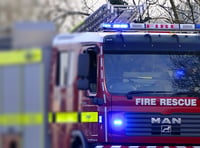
[50,3,200,148]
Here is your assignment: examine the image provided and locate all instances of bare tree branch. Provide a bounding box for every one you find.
[187,0,195,23]
[53,11,90,22]
[82,0,95,12]
[194,0,200,5]
[157,4,175,23]
[169,0,180,23]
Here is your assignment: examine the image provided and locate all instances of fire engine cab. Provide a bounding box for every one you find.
[51,3,200,148]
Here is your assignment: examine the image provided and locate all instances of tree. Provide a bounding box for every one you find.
[0,0,45,29]
[0,0,105,32]
[130,0,200,24]
[1,0,200,33]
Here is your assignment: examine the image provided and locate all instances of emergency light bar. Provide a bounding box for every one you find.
[101,23,129,29]
[101,23,200,31]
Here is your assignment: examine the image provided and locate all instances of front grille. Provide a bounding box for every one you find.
[124,112,200,136]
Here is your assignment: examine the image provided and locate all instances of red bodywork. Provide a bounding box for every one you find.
[49,42,200,148]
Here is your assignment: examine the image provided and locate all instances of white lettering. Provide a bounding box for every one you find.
[172,118,181,124]
[151,98,156,106]
[151,118,160,124]
[135,98,197,107]
[191,99,197,106]
[162,118,171,124]
[166,99,172,106]
[135,98,141,105]
[184,99,190,106]
[144,98,150,105]
[160,99,166,105]
[135,98,156,105]
[151,118,181,124]
[172,99,177,106]
[178,99,184,106]
[160,98,197,106]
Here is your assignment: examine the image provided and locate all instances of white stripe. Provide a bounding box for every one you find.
[103,93,106,103]
[100,46,103,55]
[100,58,103,68]
[95,146,103,148]
[146,146,157,148]
[104,107,108,142]
[176,146,186,148]
[101,70,104,79]
[193,147,200,148]
[129,146,139,148]
[111,146,121,148]
[102,82,104,91]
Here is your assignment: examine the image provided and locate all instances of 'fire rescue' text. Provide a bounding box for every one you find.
[134,97,197,106]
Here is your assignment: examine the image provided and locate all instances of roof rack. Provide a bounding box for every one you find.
[73,3,140,32]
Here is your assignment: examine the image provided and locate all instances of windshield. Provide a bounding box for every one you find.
[104,53,200,94]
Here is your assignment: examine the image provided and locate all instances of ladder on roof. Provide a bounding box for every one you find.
[73,3,141,32]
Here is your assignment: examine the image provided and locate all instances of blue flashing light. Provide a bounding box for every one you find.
[113,23,129,29]
[113,119,123,126]
[101,23,129,29]
[195,24,200,29]
[102,23,112,28]
[174,69,185,79]
[113,24,121,28]
[110,113,125,131]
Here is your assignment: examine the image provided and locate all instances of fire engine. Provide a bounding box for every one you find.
[51,3,200,148]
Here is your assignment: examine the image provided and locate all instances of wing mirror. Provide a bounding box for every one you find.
[77,53,90,90]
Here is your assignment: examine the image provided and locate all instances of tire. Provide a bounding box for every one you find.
[70,131,89,148]
[70,137,83,148]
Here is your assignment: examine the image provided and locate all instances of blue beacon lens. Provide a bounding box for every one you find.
[113,119,123,126]
[175,69,185,79]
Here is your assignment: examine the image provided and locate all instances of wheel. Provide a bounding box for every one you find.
[70,137,83,148]
[70,131,89,148]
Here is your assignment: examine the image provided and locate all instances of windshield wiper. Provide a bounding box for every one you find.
[126,91,172,100]
[172,91,200,97]
[126,90,200,99]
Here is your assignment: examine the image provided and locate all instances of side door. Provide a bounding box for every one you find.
[79,47,99,143]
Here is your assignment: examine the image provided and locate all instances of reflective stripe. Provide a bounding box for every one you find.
[0,48,42,66]
[0,113,43,126]
[48,112,53,123]
[55,112,78,123]
[81,112,98,122]
[50,112,98,123]
[0,112,98,125]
